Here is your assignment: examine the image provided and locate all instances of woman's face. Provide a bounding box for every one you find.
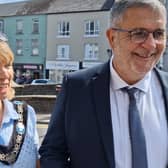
[0,62,13,100]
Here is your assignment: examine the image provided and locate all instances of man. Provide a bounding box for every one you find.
[39,0,168,167]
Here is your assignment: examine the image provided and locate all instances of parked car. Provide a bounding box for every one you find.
[31,79,55,85]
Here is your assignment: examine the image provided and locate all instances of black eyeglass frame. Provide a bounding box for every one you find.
[111,27,166,44]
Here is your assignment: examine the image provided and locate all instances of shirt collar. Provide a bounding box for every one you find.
[110,56,151,93]
[2,99,19,124]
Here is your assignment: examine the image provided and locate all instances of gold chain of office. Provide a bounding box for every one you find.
[0,101,27,165]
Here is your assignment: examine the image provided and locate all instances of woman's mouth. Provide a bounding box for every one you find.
[0,83,8,88]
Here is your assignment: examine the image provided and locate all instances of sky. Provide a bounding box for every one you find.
[0,0,26,4]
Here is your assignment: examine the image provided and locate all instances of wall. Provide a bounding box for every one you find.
[13,84,58,113]
[14,84,57,95]
[13,95,56,114]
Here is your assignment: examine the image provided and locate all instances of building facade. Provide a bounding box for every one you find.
[5,15,47,83]
[0,2,47,84]
[46,11,111,83]
[16,0,115,83]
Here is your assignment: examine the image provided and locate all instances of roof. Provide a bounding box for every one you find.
[0,2,26,17]
[0,0,114,17]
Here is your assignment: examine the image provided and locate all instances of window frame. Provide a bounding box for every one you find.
[31,39,39,56]
[0,20,4,33]
[84,43,99,60]
[16,39,23,56]
[32,18,39,34]
[57,44,70,60]
[84,20,100,37]
[16,19,23,34]
[57,21,70,37]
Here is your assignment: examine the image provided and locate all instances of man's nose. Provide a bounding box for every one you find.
[141,33,157,50]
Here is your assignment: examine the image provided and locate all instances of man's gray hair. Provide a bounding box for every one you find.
[110,0,166,27]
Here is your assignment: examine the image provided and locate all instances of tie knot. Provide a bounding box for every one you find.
[121,87,139,97]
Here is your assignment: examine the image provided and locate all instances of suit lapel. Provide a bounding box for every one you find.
[90,62,115,168]
[154,68,168,168]
[154,68,168,122]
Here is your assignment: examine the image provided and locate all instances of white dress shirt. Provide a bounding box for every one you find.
[109,58,168,168]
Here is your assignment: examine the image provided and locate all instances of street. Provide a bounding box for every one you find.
[36,113,51,144]
[37,123,48,145]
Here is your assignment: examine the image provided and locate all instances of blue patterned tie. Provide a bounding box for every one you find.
[122,87,148,168]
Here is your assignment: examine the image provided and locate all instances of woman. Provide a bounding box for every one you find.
[0,33,40,168]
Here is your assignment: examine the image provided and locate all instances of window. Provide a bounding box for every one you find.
[57,45,69,59]
[84,43,99,60]
[58,21,70,37]
[0,20,4,33]
[31,39,39,56]
[32,18,39,34]
[16,19,23,34]
[85,20,100,36]
[16,39,23,55]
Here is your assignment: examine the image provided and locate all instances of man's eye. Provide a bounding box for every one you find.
[132,31,146,37]
[154,31,164,39]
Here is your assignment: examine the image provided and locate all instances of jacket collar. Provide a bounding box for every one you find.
[154,68,168,122]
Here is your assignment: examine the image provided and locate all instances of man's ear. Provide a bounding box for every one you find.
[106,28,115,48]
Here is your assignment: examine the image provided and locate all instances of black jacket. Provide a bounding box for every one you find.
[39,61,168,168]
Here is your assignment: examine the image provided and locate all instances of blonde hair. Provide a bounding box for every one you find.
[0,41,15,100]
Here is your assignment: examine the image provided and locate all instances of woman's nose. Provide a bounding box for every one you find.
[0,66,9,75]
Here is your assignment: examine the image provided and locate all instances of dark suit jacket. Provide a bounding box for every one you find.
[39,61,168,168]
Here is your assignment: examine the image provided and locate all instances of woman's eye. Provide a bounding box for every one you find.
[5,64,12,69]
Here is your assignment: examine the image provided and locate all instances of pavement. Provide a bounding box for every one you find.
[36,113,51,124]
[36,113,50,144]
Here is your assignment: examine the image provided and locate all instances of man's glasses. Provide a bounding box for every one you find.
[0,32,8,42]
[111,27,166,44]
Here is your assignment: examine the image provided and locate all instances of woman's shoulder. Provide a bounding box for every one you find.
[27,104,37,123]
[27,104,36,115]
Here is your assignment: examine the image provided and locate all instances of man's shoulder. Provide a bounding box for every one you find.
[66,61,110,81]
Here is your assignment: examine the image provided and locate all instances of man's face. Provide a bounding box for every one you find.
[107,7,166,84]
